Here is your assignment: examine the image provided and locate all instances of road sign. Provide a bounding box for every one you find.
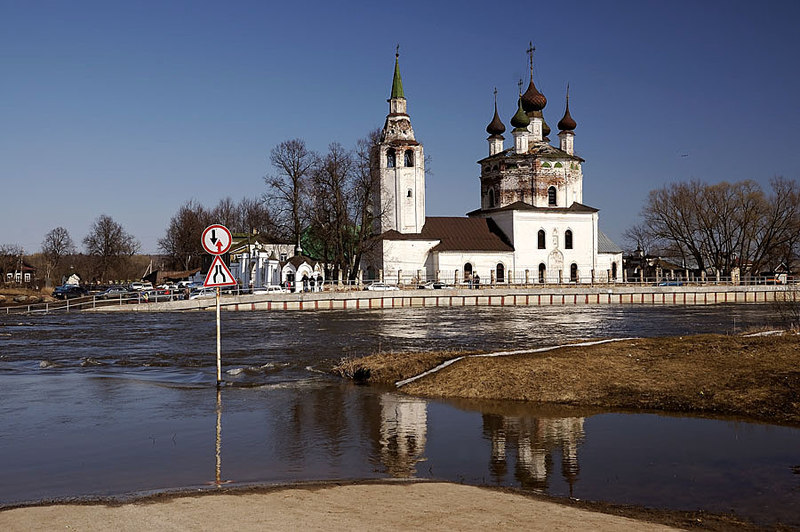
[202,224,233,255]
[203,256,238,288]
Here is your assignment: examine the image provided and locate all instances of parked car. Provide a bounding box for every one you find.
[52,285,89,300]
[188,287,218,300]
[657,280,685,286]
[252,286,287,295]
[366,282,399,291]
[418,281,452,289]
[96,286,131,299]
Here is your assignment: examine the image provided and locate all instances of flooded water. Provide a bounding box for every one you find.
[1,305,798,526]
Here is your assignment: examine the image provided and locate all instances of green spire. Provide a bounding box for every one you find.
[391,46,405,99]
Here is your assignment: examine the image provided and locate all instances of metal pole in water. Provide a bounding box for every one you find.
[215,387,222,485]
[216,286,222,386]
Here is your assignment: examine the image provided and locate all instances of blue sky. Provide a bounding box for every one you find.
[2,0,799,254]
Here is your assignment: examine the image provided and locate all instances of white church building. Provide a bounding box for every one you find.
[368,50,622,285]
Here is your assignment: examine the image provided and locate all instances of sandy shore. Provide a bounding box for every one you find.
[0,482,692,531]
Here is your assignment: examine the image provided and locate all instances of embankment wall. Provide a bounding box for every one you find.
[108,284,794,313]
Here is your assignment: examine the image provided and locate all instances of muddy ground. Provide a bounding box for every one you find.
[334,333,800,426]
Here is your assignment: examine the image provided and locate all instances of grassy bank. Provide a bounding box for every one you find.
[334,333,800,425]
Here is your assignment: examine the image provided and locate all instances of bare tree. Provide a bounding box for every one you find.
[84,214,140,281]
[635,178,800,275]
[622,222,658,255]
[41,227,75,287]
[159,200,209,270]
[210,197,239,230]
[237,196,276,237]
[348,129,383,278]
[264,139,314,252]
[308,142,354,278]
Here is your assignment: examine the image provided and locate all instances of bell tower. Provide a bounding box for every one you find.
[372,48,425,235]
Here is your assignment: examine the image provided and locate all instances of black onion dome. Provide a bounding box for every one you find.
[521,79,547,112]
[558,101,577,131]
[486,102,505,135]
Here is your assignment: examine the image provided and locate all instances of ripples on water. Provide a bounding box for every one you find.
[1,305,797,526]
[0,305,775,385]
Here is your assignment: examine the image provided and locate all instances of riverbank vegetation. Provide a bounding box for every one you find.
[334,333,800,425]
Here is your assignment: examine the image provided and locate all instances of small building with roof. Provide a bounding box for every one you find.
[227,233,325,292]
[367,47,622,285]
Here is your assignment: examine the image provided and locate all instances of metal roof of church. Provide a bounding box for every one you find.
[477,142,584,164]
[380,217,514,252]
[465,201,599,217]
[598,230,623,254]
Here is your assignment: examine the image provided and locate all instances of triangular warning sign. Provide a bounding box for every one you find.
[203,256,238,288]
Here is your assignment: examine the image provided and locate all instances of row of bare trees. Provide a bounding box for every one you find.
[158,131,384,280]
[158,197,274,271]
[6,129,394,287]
[262,132,382,280]
[1,215,141,287]
[626,177,800,275]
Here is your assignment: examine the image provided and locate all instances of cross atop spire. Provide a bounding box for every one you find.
[526,41,535,77]
[517,78,523,96]
[396,44,400,59]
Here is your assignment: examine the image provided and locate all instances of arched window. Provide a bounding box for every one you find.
[565,229,573,250]
[537,229,546,249]
[570,263,578,282]
[463,263,473,284]
[611,262,618,280]
[386,148,396,168]
[548,186,557,206]
[404,150,414,167]
[488,189,495,208]
[496,263,505,283]
[538,263,546,283]
[407,189,413,198]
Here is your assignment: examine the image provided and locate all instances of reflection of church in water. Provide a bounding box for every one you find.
[482,414,584,494]
[378,393,428,477]
[374,392,585,492]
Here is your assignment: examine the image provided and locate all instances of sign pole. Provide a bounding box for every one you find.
[201,224,235,388]
[216,286,222,386]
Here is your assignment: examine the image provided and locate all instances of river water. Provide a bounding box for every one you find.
[1,305,798,526]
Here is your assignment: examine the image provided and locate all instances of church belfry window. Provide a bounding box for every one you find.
[387,148,396,168]
[565,230,573,250]
[488,189,495,208]
[537,230,545,249]
[404,149,414,167]
[548,186,557,206]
